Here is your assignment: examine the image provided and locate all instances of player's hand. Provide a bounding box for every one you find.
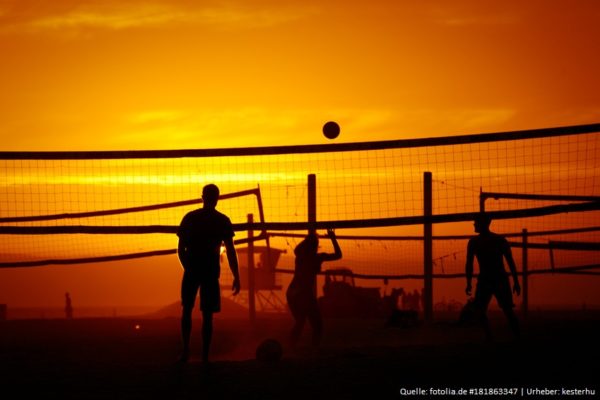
[326,228,335,238]
[513,281,521,296]
[465,283,472,296]
[232,277,241,296]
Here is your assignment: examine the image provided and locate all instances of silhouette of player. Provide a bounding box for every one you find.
[401,290,411,310]
[287,229,342,347]
[177,184,240,363]
[465,213,520,340]
[64,292,73,319]
[411,289,421,311]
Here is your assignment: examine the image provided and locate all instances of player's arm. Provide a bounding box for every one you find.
[177,237,190,271]
[321,228,342,261]
[503,239,521,295]
[177,216,190,271]
[224,236,241,295]
[465,239,474,296]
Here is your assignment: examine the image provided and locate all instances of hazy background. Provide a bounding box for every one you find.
[1,0,599,314]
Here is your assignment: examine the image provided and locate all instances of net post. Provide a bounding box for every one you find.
[479,187,485,212]
[423,171,433,322]
[308,174,318,299]
[308,174,316,235]
[247,213,256,324]
[255,185,269,244]
[521,228,529,317]
[255,185,273,283]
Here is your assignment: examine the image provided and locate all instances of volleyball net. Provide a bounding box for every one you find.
[1,123,599,283]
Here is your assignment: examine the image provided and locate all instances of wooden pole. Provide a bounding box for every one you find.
[308,174,316,235]
[423,172,433,322]
[479,187,485,212]
[307,174,318,298]
[247,214,256,323]
[521,228,529,317]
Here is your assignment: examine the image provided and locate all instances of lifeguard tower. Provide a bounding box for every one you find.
[230,245,287,313]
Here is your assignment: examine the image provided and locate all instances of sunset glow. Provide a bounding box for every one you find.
[1,1,599,151]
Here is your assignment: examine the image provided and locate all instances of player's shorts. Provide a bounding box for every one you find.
[181,271,221,313]
[474,275,514,311]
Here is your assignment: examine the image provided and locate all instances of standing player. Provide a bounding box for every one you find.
[465,213,521,340]
[177,184,241,363]
[64,292,73,319]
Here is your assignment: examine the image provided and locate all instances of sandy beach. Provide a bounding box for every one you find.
[1,310,598,399]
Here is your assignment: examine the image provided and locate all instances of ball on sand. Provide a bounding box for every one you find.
[255,338,283,362]
[322,121,340,139]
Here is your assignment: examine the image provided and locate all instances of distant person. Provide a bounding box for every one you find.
[177,184,241,363]
[465,213,520,340]
[287,229,342,347]
[411,289,421,312]
[64,292,73,319]
[401,290,411,310]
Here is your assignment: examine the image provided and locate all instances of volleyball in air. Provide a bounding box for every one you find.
[322,121,340,140]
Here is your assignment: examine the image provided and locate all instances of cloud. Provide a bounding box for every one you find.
[0,1,316,35]
[428,4,520,27]
[128,110,188,125]
[193,4,317,30]
[115,106,518,150]
[29,5,184,31]
[438,15,519,27]
[448,108,516,130]
[120,107,305,148]
[326,107,517,137]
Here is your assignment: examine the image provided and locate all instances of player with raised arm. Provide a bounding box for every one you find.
[287,228,342,347]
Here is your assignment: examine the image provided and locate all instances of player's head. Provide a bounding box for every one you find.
[294,233,319,256]
[202,184,220,208]
[305,233,319,252]
[474,213,491,233]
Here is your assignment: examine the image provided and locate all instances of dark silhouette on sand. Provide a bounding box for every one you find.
[410,289,421,312]
[384,288,418,328]
[287,229,341,347]
[64,292,73,319]
[400,288,422,311]
[382,287,404,317]
[465,213,520,340]
[177,184,240,363]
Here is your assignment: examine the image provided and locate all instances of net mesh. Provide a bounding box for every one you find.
[1,125,599,283]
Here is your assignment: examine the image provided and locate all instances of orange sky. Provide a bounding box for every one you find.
[1,0,599,150]
[1,1,600,310]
